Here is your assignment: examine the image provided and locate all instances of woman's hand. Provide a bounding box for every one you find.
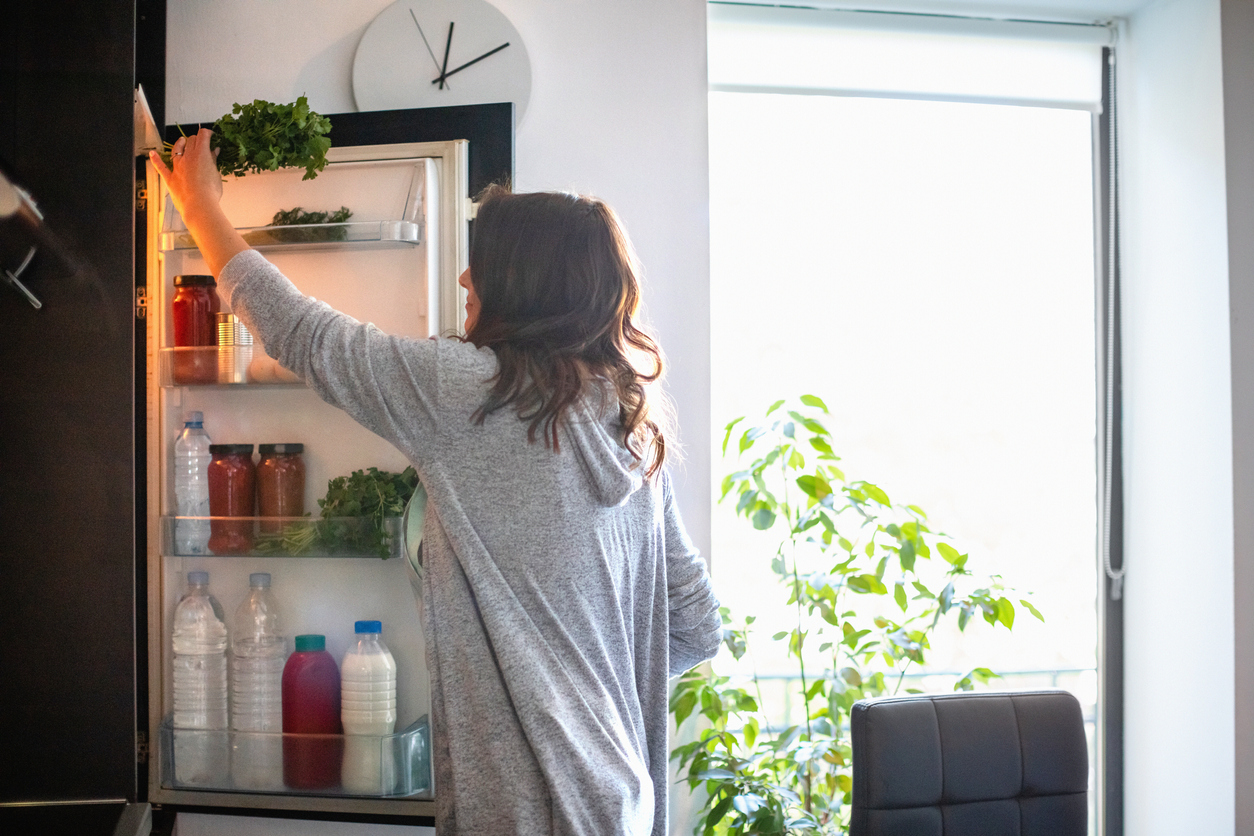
[149,129,222,225]
[148,128,250,277]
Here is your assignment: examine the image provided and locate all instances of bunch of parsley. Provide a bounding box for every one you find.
[316,466,420,559]
[167,96,332,181]
[243,206,353,244]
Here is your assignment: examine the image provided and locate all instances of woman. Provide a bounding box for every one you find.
[152,130,722,835]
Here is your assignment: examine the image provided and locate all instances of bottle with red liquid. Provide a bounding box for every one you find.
[171,274,220,384]
[282,634,343,790]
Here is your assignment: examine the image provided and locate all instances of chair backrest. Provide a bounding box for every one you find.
[849,689,1087,836]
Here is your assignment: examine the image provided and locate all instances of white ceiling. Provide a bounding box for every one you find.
[738,0,1159,24]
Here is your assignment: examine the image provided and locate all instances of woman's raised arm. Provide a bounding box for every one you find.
[149,128,250,278]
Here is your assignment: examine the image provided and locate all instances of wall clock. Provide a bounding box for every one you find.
[353,0,531,123]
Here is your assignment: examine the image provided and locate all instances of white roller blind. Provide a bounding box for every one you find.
[708,3,1111,110]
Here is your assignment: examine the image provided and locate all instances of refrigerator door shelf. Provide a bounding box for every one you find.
[160,219,422,252]
[158,715,431,799]
[160,346,308,388]
[162,515,405,559]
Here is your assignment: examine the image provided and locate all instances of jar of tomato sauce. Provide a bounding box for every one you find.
[207,444,255,554]
[257,444,305,534]
[171,274,220,385]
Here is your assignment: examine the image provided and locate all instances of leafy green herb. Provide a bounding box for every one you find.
[251,466,419,558]
[243,206,353,244]
[164,96,332,181]
[271,206,352,227]
[253,519,318,556]
[317,466,419,559]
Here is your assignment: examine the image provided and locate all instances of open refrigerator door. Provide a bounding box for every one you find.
[142,139,469,817]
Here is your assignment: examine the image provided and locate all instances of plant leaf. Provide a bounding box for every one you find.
[722,417,744,455]
[936,542,961,564]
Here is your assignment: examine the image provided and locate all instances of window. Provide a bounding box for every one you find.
[707,5,1115,832]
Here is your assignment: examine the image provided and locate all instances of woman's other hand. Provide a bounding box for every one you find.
[148,128,249,277]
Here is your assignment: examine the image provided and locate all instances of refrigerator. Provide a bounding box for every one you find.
[136,103,512,822]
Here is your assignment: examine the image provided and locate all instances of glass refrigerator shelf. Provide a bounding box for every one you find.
[162,515,405,559]
[160,219,422,253]
[158,715,431,798]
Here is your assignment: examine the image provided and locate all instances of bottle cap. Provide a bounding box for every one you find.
[294,634,325,652]
[249,572,271,588]
[354,620,382,634]
[259,443,304,455]
[184,410,204,426]
[173,274,216,287]
[187,570,208,586]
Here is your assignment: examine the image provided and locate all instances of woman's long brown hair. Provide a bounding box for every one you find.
[462,184,668,478]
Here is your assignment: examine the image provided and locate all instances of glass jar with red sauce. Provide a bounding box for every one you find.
[207,444,255,554]
[257,444,305,534]
[171,274,221,384]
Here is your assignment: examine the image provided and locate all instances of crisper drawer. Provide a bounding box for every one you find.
[158,717,431,798]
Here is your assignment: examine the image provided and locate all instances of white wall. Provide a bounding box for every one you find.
[1120,0,1234,832]
[1221,0,1254,831]
[166,1,711,834]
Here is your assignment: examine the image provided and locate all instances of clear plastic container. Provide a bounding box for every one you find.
[341,620,398,793]
[171,571,228,786]
[172,412,211,555]
[231,572,287,790]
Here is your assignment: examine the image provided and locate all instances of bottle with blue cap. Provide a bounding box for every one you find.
[171,570,228,786]
[341,619,398,793]
[230,572,286,790]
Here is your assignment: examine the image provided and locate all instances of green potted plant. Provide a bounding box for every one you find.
[670,396,1042,835]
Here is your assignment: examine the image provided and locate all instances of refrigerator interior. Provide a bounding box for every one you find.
[144,140,469,815]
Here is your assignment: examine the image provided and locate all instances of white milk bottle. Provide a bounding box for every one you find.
[230,572,286,790]
[171,570,228,786]
[340,620,398,794]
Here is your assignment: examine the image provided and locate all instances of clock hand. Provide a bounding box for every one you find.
[410,9,450,87]
[438,21,454,90]
[432,42,511,85]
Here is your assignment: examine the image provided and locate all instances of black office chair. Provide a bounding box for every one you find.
[849,689,1088,836]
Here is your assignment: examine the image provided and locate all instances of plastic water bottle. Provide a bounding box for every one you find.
[172,571,228,786]
[174,411,212,555]
[230,572,286,790]
[341,620,398,794]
